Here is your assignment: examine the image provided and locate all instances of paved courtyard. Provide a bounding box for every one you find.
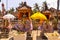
[1,30,60,40]
[13,30,60,40]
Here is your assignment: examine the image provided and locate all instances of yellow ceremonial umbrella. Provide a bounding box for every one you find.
[30,12,47,21]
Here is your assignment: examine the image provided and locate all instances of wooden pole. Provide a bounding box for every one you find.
[57,0,59,22]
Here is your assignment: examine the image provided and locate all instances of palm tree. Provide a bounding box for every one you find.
[32,9,37,13]
[9,8,14,14]
[34,3,40,12]
[42,1,48,11]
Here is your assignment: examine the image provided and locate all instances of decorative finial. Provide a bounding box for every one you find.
[2,3,4,7]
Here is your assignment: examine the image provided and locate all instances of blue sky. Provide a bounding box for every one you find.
[0,0,58,10]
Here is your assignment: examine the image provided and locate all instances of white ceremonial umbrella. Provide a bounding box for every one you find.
[3,13,16,23]
[3,13,16,19]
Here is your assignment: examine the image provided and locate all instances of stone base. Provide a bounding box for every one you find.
[0,36,14,40]
[26,36,32,40]
[36,36,48,40]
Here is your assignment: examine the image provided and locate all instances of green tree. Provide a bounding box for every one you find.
[34,3,40,12]
[32,9,37,14]
[9,8,14,14]
[32,3,40,14]
[42,1,48,11]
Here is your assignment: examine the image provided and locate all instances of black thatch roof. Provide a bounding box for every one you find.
[16,2,31,10]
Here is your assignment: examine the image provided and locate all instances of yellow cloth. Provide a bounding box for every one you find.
[30,12,47,21]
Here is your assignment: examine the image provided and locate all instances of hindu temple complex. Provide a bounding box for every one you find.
[0,1,60,40]
[16,2,32,20]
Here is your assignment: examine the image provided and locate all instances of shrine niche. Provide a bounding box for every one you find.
[17,2,32,20]
[42,10,51,20]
